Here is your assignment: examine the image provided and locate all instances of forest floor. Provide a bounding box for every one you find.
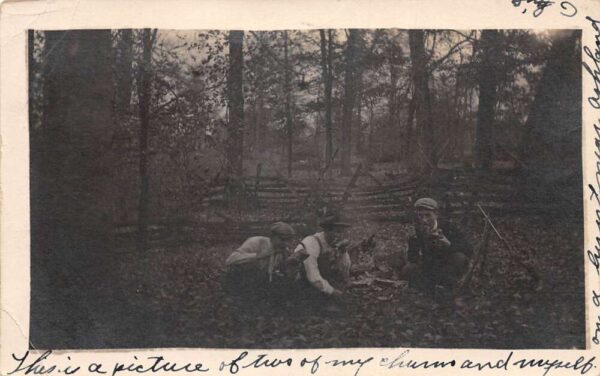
[29,168,585,350]
[101,214,584,349]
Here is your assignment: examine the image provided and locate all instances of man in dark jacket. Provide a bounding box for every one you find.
[400,197,472,291]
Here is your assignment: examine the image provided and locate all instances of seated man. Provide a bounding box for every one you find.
[224,221,297,293]
[399,198,472,292]
[293,213,352,298]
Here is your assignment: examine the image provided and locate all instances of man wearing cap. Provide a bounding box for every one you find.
[225,221,297,292]
[293,213,352,297]
[400,197,472,292]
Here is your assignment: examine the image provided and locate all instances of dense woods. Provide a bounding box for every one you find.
[28,28,583,349]
[28,29,581,223]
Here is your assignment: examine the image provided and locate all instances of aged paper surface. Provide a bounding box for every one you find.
[1,0,599,375]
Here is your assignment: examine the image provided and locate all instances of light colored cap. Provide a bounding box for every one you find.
[270,222,296,238]
[414,197,438,211]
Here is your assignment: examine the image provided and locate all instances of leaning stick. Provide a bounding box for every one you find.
[319,148,339,180]
[340,163,363,206]
[455,219,490,294]
[476,203,543,291]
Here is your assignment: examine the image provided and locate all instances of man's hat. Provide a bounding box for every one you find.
[414,197,438,211]
[270,221,296,238]
[318,212,352,229]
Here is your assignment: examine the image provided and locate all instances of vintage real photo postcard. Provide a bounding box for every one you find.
[1,0,600,375]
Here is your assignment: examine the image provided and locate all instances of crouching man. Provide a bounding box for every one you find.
[293,212,352,300]
[224,221,297,294]
[400,198,472,293]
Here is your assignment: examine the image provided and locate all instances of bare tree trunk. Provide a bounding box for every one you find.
[354,49,364,158]
[320,29,334,178]
[40,30,116,246]
[115,29,134,117]
[389,63,397,129]
[250,89,264,156]
[32,30,115,344]
[367,102,375,167]
[136,28,156,252]
[356,92,364,155]
[408,30,435,172]
[284,30,294,177]
[252,100,259,157]
[341,29,359,176]
[475,30,499,170]
[452,54,464,162]
[404,95,416,161]
[226,30,245,178]
[388,48,399,159]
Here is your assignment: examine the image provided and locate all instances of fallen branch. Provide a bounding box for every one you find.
[373,278,407,288]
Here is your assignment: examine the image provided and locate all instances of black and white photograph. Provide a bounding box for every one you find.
[27,26,583,350]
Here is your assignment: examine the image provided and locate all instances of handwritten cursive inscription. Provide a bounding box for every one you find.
[219,352,292,374]
[380,350,457,370]
[512,356,596,376]
[9,351,58,375]
[586,10,600,352]
[512,0,554,17]
[6,349,599,375]
[593,290,600,344]
[584,16,600,109]
[559,1,578,17]
[511,0,577,17]
[8,351,210,376]
[9,351,81,375]
[460,352,512,371]
[587,120,600,274]
[111,356,209,376]
[300,356,321,374]
[325,357,373,376]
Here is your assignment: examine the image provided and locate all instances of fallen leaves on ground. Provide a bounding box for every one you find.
[104,214,584,349]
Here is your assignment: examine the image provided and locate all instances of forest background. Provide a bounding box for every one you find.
[28,28,584,349]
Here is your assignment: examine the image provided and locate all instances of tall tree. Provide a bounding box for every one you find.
[475,30,499,170]
[403,95,416,161]
[136,28,157,252]
[283,30,294,177]
[115,29,134,117]
[408,30,434,172]
[341,29,359,176]
[355,81,364,155]
[227,30,245,177]
[521,30,581,164]
[319,29,334,176]
[31,30,115,342]
[386,39,403,148]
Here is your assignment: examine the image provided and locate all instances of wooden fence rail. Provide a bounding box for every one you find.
[114,169,580,246]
